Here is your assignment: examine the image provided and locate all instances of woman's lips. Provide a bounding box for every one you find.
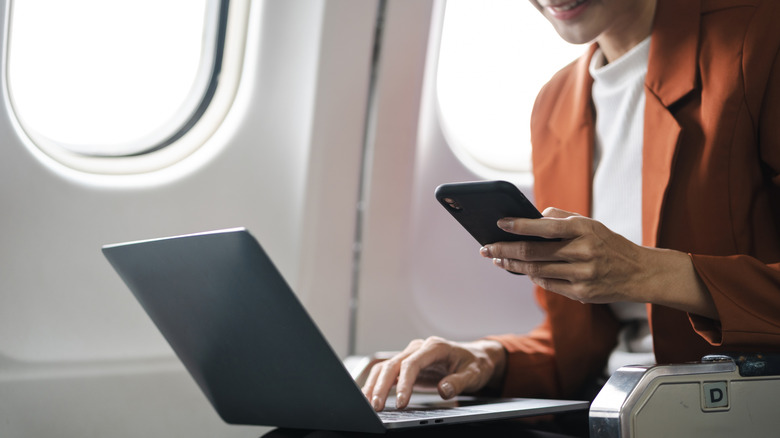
[544,0,590,20]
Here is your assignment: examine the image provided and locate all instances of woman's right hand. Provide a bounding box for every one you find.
[360,336,507,411]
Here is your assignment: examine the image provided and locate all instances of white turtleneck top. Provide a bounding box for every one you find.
[589,36,655,374]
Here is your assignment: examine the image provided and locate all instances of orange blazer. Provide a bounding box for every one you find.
[490,0,780,399]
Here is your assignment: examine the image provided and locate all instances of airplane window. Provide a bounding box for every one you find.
[6,0,238,174]
[436,0,583,174]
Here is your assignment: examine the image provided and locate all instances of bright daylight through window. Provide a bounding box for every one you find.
[7,0,216,159]
[437,0,583,174]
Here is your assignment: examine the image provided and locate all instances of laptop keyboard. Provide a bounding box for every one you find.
[377,406,485,422]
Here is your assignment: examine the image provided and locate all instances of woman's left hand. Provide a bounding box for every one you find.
[479,207,718,319]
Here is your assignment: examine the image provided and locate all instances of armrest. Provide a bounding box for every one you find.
[590,354,780,437]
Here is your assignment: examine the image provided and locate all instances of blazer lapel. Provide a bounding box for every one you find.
[642,0,701,247]
[533,0,701,239]
[536,47,597,217]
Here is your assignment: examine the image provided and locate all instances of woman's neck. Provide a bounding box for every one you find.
[597,0,656,63]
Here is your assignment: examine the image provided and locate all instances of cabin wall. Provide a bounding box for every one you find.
[1,1,378,436]
[354,0,542,353]
[0,1,543,436]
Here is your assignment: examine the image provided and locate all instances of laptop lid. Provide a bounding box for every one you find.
[102,228,587,433]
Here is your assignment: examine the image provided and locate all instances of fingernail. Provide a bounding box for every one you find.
[497,219,513,230]
[372,396,383,411]
[480,246,491,257]
[492,258,504,268]
[396,392,406,409]
[440,381,455,399]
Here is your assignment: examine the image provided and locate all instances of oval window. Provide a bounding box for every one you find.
[6,0,246,175]
[436,0,583,174]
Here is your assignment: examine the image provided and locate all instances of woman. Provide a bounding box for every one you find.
[363,0,780,419]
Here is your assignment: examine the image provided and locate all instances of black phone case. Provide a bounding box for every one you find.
[435,180,551,246]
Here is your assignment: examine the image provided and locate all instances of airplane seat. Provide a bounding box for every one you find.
[589,353,780,437]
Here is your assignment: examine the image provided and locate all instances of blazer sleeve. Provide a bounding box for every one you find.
[484,313,561,398]
[689,255,780,346]
[485,286,619,399]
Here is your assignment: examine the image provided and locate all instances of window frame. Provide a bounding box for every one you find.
[3,0,250,176]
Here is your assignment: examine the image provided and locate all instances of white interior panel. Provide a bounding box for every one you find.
[0,0,546,436]
[354,0,543,354]
[0,0,377,363]
[1,0,378,436]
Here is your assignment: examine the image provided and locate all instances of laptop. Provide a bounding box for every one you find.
[102,228,588,433]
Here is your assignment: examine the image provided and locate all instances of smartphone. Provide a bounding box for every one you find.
[435,180,552,246]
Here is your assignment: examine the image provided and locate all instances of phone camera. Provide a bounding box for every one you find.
[443,197,462,211]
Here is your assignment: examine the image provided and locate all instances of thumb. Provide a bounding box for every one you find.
[542,207,581,219]
[437,368,482,400]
